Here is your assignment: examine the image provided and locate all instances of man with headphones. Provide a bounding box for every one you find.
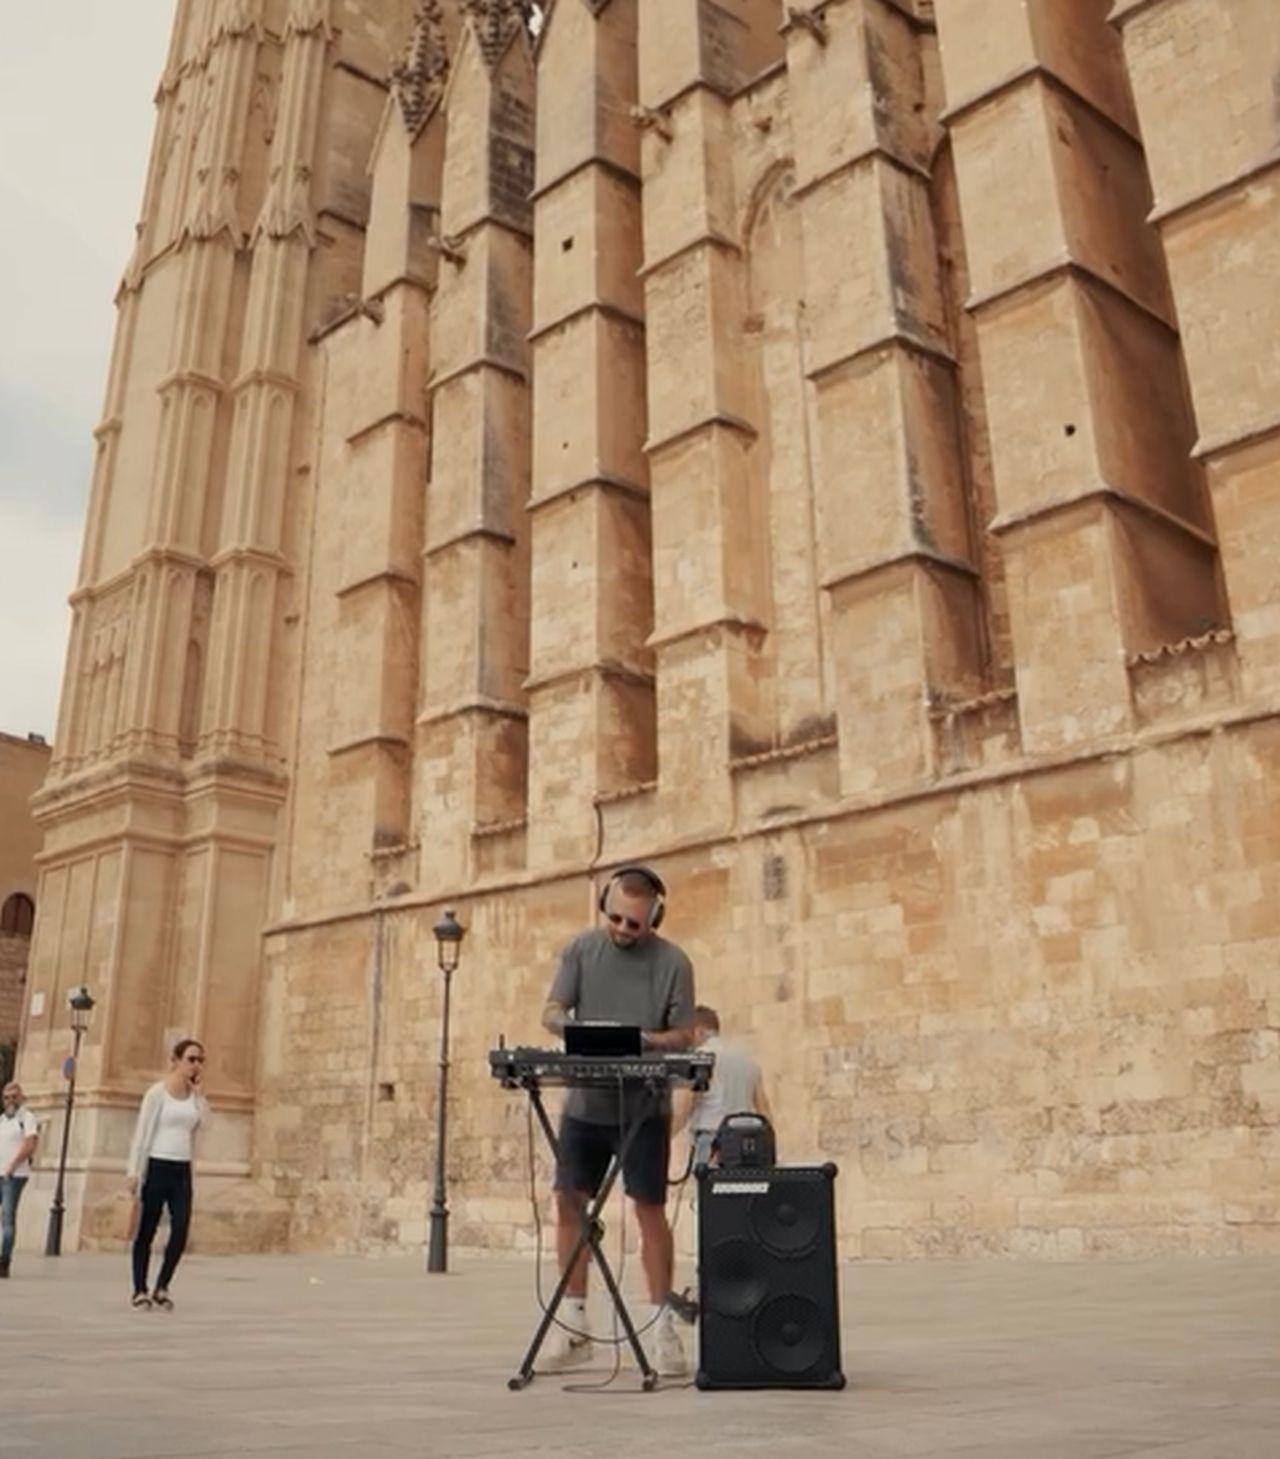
[541,866,695,1376]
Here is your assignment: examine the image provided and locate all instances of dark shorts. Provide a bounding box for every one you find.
[555,1113,670,1207]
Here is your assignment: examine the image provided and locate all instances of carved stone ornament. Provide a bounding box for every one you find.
[391,1,450,136]
[184,163,245,247]
[460,0,534,68]
[285,0,334,38]
[254,161,316,244]
[212,0,263,43]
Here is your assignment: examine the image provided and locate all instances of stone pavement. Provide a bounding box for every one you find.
[0,1251,1276,1459]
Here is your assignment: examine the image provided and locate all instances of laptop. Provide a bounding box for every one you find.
[563,1022,643,1058]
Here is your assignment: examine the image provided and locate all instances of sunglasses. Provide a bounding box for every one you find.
[606,912,646,932]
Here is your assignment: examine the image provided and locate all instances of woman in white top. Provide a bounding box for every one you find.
[125,1038,208,1310]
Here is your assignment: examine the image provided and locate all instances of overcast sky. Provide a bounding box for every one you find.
[0,5,174,741]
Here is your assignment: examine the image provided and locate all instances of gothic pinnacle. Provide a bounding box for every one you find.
[391,1,450,136]
[460,0,534,68]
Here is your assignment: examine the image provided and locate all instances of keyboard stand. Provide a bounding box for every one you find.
[508,1079,663,1392]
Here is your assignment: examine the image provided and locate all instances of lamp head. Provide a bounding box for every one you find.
[433,909,465,974]
[68,985,96,1033]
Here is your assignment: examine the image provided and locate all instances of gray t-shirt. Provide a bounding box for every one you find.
[549,927,695,1124]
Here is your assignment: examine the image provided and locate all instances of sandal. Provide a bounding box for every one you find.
[131,1292,152,1310]
[152,1289,174,1311]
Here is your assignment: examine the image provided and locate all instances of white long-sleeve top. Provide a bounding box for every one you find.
[126,1082,209,1179]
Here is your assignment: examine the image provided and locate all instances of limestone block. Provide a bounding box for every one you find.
[1001,502,1134,751]
[533,167,644,326]
[639,88,738,260]
[648,424,766,637]
[1073,287,1203,525]
[527,489,652,679]
[1116,0,1280,214]
[440,36,535,239]
[646,249,753,445]
[316,66,386,229]
[531,314,648,497]
[813,348,972,584]
[433,233,531,384]
[421,536,527,709]
[329,582,418,744]
[787,0,931,187]
[534,0,641,188]
[1162,178,1280,453]
[1207,436,1280,696]
[337,423,428,593]
[331,290,431,442]
[529,489,599,662]
[655,624,769,821]
[948,82,1070,301]
[1044,87,1173,322]
[974,275,1112,520]
[639,0,784,109]
[426,368,529,548]
[801,159,950,375]
[362,51,448,297]
[938,0,1136,131]
[935,0,1038,110]
[1108,509,1221,655]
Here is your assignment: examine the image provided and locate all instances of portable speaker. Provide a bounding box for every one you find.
[695,1163,846,1390]
[714,1112,777,1170]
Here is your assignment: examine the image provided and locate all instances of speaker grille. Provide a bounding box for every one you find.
[704,1238,769,1319]
[753,1294,829,1376]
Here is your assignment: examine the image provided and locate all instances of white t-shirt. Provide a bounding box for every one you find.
[150,1091,201,1162]
[0,1107,39,1177]
[691,1035,762,1134]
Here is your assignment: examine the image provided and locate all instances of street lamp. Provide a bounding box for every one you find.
[426,909,465,1274]
[45,985,96,1257]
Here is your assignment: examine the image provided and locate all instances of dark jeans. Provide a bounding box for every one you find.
[131,1158,192,1295]
[1,1174,27,1263]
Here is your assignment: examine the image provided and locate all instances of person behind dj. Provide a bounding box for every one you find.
[541,866,695,1376]
[674,1004,772,1168]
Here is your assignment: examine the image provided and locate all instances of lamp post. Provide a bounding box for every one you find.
[45,985,96,1257]
[426,908,465,1273]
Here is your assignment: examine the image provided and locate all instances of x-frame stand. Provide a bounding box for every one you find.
[508,1078,664,1392]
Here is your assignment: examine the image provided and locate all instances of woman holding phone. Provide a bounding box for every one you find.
[125,1038,208,1310]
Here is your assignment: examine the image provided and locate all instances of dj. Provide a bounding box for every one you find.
[541,865,695,1376]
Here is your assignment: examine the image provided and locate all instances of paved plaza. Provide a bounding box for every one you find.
[0,1250,1276,1459]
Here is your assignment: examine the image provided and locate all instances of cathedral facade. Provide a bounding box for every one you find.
[16,0,1280,1259]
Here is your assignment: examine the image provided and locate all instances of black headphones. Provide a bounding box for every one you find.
[597,864,667,931]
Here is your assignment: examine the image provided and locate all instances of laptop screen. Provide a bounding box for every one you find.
[563,1022,643,1057]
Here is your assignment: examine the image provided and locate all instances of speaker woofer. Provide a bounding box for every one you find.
[704,1238,770,1319]
[750,1185,822,1257]
[752,1294,828,1376]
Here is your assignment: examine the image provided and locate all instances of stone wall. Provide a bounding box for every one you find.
[258,707,1280,1260]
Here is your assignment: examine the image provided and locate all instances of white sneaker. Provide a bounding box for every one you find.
[652,1316,688,1377]
[546,1326,594,1370]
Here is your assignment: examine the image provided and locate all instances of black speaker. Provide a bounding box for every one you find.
[695,1163,846,1390]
